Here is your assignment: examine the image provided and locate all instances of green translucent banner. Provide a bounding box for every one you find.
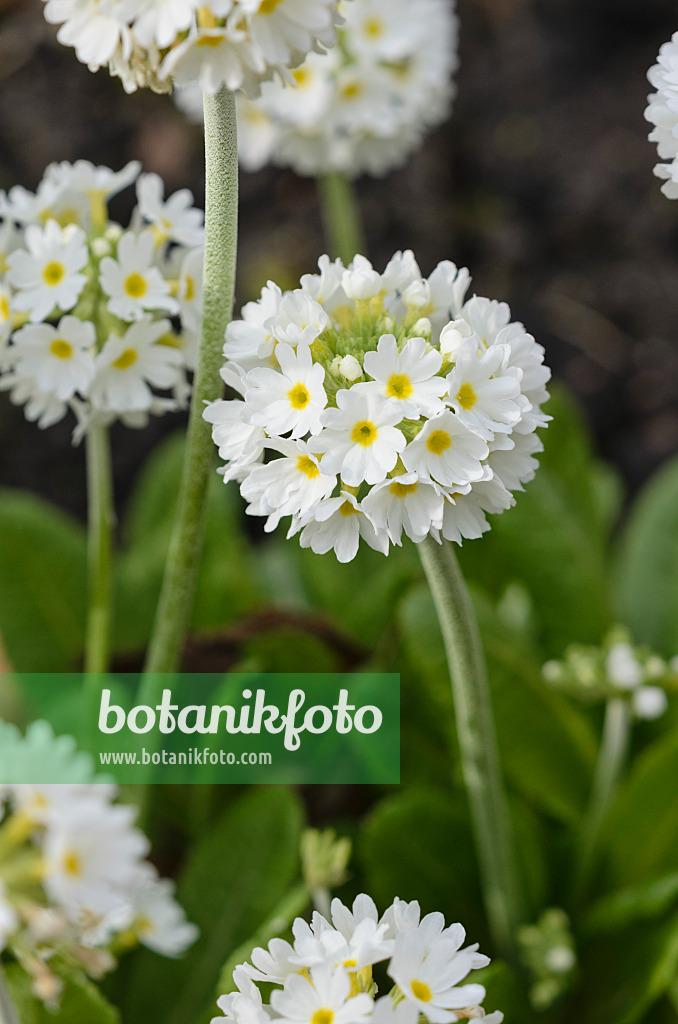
[0,673,400,784]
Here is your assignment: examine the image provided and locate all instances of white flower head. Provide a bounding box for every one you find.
[100,230,179,320]
[9,316,96,401]
[206,252,549,560]
[91,318,182,414]
[7,220,88,323]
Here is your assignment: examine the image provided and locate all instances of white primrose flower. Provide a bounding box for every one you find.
[7,220,88,323]
[130,874,200,957]
[42,0,344,96]
[91,318,183,413]
[245,342,328,438]
[215,896,501,1024]
[0,160,203,436]
[99,229,179,320]
[136,173,205,247]
[271,964,373,1024]
[9,316,96,401]
[178,0,458,179]
[207,252,549,561]
[314,389,406,486]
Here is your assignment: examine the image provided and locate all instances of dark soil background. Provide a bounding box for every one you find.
[0,0,677,520]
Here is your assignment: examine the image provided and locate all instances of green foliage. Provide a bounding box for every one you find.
[615,454,678,655]
[0,490,87,671]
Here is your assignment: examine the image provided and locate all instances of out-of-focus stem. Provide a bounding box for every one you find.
[85,421,114,675]
[317,172,366,265]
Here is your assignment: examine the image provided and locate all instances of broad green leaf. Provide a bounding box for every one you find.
[5,960,119,1024]
[615,454,678,654]
[123,786,304,1024]
[358,787,486,941]
[603,729,678,887]
[115,433,261,654]
[574,911,678,1024]
[585,872,678,935]
[0,490,87,671]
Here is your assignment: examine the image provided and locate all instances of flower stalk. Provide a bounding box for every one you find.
[0,962,20,1024]
[85,420,114,674]
[418,536,525,960]
[317,173,366,266]
[573,696,631,902]
[143,86,238,680]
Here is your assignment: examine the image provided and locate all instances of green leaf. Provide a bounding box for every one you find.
[603,729,678,887]
[114,433,261,653]
[123,786,304,1024]
[574,911,678,1024]
[585,872,678,935]
[615,454,678,654]
[5,960,120,1024]
[358,787,486,941]
[0,490,87,670]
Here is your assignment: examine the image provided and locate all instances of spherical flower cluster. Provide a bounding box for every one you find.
[178,0,458,178]
[0,160,203,439]
[645,33,678,198]
[543,628,677,720]
[41,0,344,97]
[213,893,502,1024]
[0,720,197,1007]
[205,251,550,562]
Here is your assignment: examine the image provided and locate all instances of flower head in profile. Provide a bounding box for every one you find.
[645,33,678,198]
[213,895,502,1024]
[205,251,550,561]
[0,160,203,440]
[41,0,345,97]
[177,0,459,178]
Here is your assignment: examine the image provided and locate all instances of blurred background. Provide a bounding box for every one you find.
[1,0,677,519]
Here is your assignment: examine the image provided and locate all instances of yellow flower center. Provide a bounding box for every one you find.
[363,16,384,37]
[339,500,359,517]
[350,420,378,446]
[197,32,223,46]
[297,455,320,479]
[456,383,477,410]
[113,348,138,370]
[411,980,433,1003]
[288,383,310,409]
[62,849,82,877]
[426,429,452,455]
[184,276,195,301]
[340,80,364,100]
[258,0,284,13]
[50,338,74,360]
[43,261,65,286]
[0,295,9,321]
[124,272,147,298]
[293,67,311,87]
[311,1011,334,1024]
[386,373,413,400]
[390,481,418,498]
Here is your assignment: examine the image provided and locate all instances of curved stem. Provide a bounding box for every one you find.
[573,697,631,902]
[418,536,525,960]
[142,87,238,681]
[317,172,366,265]
[85,421,114,674]
[0,962,21,1024]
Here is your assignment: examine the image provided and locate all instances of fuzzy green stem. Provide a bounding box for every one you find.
[418,536,525,959]
[0,962,21,1024]
[85,421,114,675]
[574,697,631,902]
[142,87,238,681]
[317,172,366,265]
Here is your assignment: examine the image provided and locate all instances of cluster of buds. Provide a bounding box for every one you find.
[214,893,503,1024]
[0,160,204,440]
[543,628,677,720]
[0,720,197,1009]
